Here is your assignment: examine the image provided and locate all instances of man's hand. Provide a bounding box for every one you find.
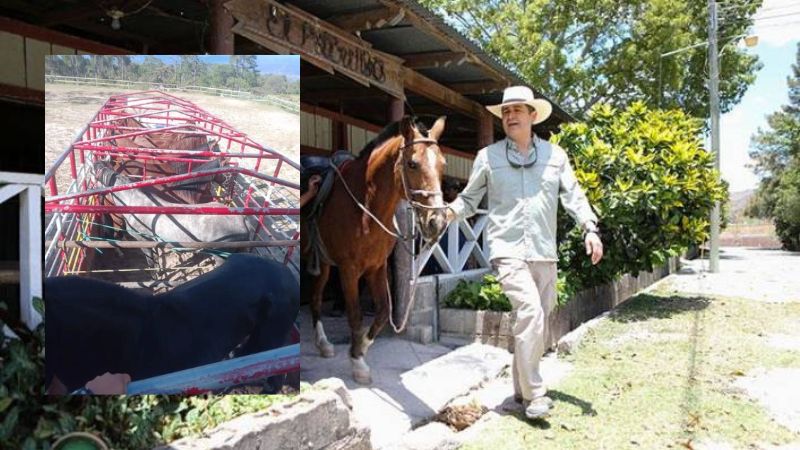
[585,232,603,265]
[86,372,131,395]
[308,174,322,194]
[444,207,455,224]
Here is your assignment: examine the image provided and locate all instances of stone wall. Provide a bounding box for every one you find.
[404,269,489,344]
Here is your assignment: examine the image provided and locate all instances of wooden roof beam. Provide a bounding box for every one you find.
[403,51,473,70]
[327,6,405,33]
[450,80,510,95]
[302,88,389,102]
[73,21,158,48]
[403,67,484,119]
[40,5,102,26]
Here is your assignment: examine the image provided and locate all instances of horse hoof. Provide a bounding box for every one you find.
[351,357,372,384]
[353,370,372,385]
[319,344,335,358]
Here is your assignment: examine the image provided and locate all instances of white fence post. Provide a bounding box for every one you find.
[19,185,42,329]
[0,172,44,330]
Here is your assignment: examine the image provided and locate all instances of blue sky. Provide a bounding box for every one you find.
[129,55,300,79]
[719,0,800,192]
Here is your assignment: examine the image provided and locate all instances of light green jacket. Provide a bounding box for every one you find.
[449,136,598,262]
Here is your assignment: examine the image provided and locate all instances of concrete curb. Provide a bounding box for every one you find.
[156,378,371,450]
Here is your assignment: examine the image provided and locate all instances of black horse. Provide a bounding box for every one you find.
[45,254,298,392]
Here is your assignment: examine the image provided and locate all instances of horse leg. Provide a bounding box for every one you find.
[363,264,390,353]
[311,263,335,358]
[340,267,371,384]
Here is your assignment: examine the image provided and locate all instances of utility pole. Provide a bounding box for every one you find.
[708,0,721,273]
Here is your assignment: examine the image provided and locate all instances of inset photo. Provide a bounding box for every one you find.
[43,55,300,395]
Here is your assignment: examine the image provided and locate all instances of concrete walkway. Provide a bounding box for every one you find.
[299,310,573,448]
[299,307,509,449]
[660,247,800,303]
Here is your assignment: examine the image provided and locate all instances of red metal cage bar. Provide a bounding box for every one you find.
[44,90,301,278]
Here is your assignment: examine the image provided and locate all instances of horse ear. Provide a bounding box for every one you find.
[400,116,416,142]
[429,116,447,141]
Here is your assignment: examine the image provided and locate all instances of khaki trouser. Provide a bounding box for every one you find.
[492,258,557,401]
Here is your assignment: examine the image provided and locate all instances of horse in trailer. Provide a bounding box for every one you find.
[99,116,230,237]
[104,117,228,204]
[92,159,251,246]
[45,253,298,392]
[301,116,448,384]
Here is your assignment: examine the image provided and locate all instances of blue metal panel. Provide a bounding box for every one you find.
[127,344,300,395]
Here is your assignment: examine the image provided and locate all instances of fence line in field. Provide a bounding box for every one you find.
[44,75,299,113]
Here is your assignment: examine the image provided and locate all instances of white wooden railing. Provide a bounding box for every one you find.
[414,209,490,277]
[0,172,43,330]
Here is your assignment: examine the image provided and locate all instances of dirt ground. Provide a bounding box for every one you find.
[719,221,782,248]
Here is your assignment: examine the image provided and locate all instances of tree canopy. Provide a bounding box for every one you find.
[421,0,762,118]
[45,56,300,95]
[747,42,800,250]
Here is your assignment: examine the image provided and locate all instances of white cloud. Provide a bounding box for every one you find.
[751,0,800,47]
[720,107,761,192]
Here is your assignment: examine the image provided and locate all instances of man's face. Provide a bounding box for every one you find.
[501,104,537,139]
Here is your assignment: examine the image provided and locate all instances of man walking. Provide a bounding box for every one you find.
[446,86,603,420]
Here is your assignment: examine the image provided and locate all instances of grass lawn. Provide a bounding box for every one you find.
[460,288,800,449]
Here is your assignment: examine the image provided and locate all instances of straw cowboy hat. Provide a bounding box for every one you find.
[486,86,552,125]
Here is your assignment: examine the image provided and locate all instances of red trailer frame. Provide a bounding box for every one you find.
[43,90,301,394]
[44,90,301,279]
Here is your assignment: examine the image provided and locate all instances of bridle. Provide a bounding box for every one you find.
[331,135,449,241]
[396,137,448,212]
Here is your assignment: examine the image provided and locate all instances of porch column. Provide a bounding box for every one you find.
[332,113,348,152]
[478,110,494,148]
[388,96,404,122]
[209,0,234,54]
[19,184,42,329]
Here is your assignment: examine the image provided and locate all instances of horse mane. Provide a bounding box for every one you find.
[356,117,429,161]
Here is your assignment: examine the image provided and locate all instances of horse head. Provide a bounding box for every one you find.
[92,158,127,187]
[397,116,448,243]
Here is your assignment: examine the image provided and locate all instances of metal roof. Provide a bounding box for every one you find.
[292,0,573,128]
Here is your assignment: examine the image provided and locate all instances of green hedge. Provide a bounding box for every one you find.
[553,102,726,297]
[443,274,512,312]
[773,164,800,250]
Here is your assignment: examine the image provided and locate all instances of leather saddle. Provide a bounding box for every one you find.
[301,150,354,219]
[301,150,355,275]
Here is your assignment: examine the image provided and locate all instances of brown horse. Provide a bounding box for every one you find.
[301,116,447,384]
[107,115,213,154]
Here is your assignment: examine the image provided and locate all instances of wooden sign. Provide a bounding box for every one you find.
[226,0,405,99]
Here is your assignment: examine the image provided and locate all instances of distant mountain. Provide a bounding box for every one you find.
[728,189,756,221]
